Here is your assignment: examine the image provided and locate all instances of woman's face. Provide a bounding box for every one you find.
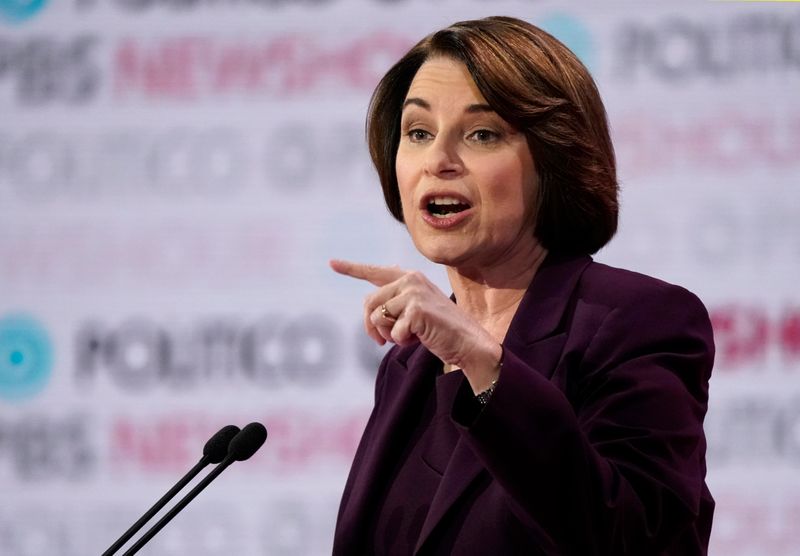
[396,57,539,272]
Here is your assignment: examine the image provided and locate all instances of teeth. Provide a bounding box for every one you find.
[430,196,464,206]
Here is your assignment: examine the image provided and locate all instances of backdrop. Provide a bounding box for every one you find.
[1,1,799,554]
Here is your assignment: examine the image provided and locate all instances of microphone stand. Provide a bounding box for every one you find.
[101,456,211,556]
[101,424,239,556]
[120,423,267,555]
[120,456,236,556]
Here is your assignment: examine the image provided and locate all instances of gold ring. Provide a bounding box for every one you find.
[380,304,397,322]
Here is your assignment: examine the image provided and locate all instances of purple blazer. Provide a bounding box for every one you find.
[333,254,714,555]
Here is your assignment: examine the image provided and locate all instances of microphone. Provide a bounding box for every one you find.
[102,424,240,556]
[121,422,268,556]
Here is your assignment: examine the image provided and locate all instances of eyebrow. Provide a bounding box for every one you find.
[402,97,495,114]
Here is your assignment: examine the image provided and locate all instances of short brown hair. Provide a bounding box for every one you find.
[367,16,618,255]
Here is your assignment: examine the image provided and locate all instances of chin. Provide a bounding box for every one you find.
[408,226,473,267]
[417,242,470,267]
[423,252,456,266]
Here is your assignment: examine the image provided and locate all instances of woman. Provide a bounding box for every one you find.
[331,16,713,556]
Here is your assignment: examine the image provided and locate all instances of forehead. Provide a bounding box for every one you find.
[405,57,488,106]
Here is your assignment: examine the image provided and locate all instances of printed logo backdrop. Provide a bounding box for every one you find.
[1,1,799,554]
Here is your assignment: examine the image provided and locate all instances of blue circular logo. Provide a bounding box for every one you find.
[538,13,595,72]
[0,315,53,401]
[0,0,49,24]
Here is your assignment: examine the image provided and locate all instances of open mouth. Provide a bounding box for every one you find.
[425,196,472,219]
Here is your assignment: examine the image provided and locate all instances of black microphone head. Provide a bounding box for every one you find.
[203,425,241,464]
[227,422,267,461]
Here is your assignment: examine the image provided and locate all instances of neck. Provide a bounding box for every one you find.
[446,241,548,343]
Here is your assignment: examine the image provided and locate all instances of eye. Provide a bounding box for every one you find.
[469,129,500,144]
[407,129,433,143]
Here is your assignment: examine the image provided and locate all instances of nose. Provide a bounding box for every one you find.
[424,136,463,178]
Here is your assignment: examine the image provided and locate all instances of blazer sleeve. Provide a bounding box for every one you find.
[451,282,714,555]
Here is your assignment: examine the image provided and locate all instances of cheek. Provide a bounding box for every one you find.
[479,169,538,236]
[486,167,531,216]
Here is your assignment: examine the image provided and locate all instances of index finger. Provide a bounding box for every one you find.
[329,259,406,287]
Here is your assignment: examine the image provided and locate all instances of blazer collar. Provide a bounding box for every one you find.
[505,253,591,346]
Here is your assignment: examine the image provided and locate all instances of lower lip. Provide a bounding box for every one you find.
[421,208,473,229]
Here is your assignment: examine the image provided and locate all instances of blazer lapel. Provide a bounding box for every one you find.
[505,253,592,347]
[414,434,484,554]
[336,343,440,553]
[413,254,593,553]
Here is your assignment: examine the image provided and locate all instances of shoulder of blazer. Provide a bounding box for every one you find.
[574,260,712,331]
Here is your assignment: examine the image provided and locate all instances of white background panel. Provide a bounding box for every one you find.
[1,1,799,554]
